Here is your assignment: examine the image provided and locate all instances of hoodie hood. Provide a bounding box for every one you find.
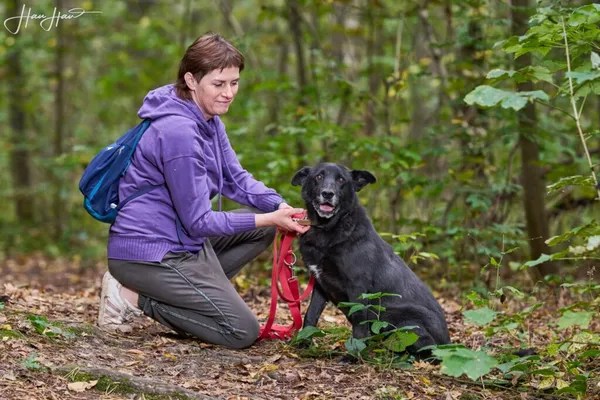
[137,84,216,134]
[138,84,224,209]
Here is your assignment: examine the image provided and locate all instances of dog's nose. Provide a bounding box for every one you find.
[321,190,334,200]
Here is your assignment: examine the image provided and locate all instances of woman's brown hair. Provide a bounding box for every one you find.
[175,32,245,100]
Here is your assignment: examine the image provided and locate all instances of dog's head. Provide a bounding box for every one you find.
[291,163,376,219]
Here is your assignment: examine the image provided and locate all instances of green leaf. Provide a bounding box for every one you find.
[463,307,499,326]
[27,315,51,335]
[565,71,600,85]
[293,326,326,343]
[568,4,600,26]
[558,311,594,330]
[0,302,4,311]
[580,349,600,359]
[358,292,401,300]
[493,286,525,299]
[433,347,497,381]
[371,320,389,334]
[527,66,554,83]
[464,85,549,111]
[592,52,600,70]
[486,69,516,79]
[21,353,42,370]
[345,337,367,356]
[547,175,594,192]
[347,304,367,316]
[546,221,600,247]
[490,257,499,267]
[383,330,419,352]
[556,374,588,396]
[521,253,553,269]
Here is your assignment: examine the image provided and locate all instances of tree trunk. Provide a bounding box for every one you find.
[363,1,384,137]
[6,0,35,224]
[287,0,308,157]
[53,0,66,241]
[511,0,558,280]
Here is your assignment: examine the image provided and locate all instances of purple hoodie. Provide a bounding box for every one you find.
[108,84,284,262]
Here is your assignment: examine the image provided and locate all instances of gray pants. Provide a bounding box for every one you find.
[108,218,276,349]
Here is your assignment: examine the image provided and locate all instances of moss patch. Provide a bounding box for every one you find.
[66,370,195,400]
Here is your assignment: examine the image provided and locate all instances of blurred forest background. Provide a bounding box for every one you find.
[1,0,599,290]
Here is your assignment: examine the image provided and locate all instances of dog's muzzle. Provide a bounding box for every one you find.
[314,190,339,218]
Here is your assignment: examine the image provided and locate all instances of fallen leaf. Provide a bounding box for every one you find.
[3,372,16,381]
[266,354,282,364]
[67,380,98,392]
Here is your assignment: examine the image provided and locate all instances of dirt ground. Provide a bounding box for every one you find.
[0,254,589,400]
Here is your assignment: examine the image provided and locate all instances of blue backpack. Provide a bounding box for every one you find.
[79,119,161,223]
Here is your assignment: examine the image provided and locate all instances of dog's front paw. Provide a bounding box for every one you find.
[338,354,359,364]
[291,338,313,349]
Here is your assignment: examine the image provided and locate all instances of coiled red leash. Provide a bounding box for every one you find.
[257,213,315,341]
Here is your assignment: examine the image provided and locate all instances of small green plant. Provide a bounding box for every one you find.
[27,314,77,339]
[337,292,420,365]
[21,353,42,370]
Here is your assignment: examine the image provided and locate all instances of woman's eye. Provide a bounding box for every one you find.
[232,81,238,86]
[315,174,323,181]
[214,83,223,88]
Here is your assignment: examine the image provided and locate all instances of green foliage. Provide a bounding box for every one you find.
[557,310,594,330]
[432,345,498,381]
[27,314,77,339]
[464,85,549,110]
[462,307,499,327]
[21,353,42,370]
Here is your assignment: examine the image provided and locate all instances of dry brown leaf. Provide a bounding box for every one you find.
[265,353,282,364]
[67,380,98,392]
[126,349,145,357]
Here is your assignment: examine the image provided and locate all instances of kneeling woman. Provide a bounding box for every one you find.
[98,32,309,349]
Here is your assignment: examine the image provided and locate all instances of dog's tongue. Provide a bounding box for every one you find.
[320,204,334,212]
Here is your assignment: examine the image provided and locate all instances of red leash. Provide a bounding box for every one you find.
[258,214,315,341]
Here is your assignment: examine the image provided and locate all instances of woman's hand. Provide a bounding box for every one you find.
[255,207,310,234]
[278,202,293,210]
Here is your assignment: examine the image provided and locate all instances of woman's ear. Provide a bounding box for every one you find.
[184,72,198,91]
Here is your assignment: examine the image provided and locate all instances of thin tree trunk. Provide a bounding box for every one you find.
[287,0,308,157]
[266,35,289,137]
[363,1,384,137]
[179,0,193,53]
[511,0,558,279]
[53,0,66,241]
[216,0,260,70]
[6,0,34,224]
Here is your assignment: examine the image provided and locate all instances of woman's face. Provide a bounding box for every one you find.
[186,67,240,120]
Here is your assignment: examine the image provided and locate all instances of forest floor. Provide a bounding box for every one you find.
[0,254,595,400]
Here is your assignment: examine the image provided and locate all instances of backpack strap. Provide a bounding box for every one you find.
[116,184,163,211]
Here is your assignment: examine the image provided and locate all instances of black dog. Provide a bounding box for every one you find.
[292,163,450,356]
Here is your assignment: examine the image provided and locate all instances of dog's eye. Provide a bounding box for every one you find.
[337,177,345,184]
[315,174,323,181]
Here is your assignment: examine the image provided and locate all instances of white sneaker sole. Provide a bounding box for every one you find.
[98,272,112,327]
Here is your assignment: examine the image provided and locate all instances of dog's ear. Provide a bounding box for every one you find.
[291,167,312,186]
[351,170,376,192]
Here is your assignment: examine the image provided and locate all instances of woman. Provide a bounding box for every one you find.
[98,32,309,349]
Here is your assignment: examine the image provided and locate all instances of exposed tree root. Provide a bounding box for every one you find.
[54,365,217,400]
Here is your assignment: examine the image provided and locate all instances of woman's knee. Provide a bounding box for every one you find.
[261,226,277,244]
[228,316,260,349]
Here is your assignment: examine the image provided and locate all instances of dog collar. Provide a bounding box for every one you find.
[293,218,312,226]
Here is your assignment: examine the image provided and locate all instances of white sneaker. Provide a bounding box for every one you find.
[98,271,142,333]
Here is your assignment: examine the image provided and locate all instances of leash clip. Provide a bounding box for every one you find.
[293,218,312,226]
